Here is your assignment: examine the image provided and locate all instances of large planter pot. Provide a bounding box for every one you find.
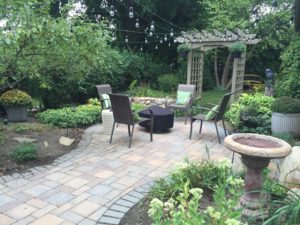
[6,106,28,122]
[271,112,300,138]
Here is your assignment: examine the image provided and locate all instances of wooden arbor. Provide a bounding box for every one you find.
[177,29,260,99]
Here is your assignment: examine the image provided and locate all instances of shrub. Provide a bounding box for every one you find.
[148,160,245,225]
[131,86,171,98]
[157,74,180,92]
[272,96,300,114]
[0,89,32,107]
[11,143,37,163]
[149,159,232,201]
[238,103,271,134]
[38,99,100,128]
[225,93,274,133]
[276,37,300,98]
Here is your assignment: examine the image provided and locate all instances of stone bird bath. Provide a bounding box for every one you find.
[225,133,291,219]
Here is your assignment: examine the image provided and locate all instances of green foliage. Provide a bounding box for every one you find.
[176,43,191,53]
[201,90,227,105]
[238,103,271,134]
[277,36,300,98]
[38,100,100,128]
[0,89,32,107]
[229,42,246,54]
[148,160,245,225]
[11,143,37,163]
[132,86,172,98]
[272,133,295,146]
[225,93,274,133]
[13,125,29,134]
[264,192,300,225]
[131,102,144,112]
[157,74,180,92]
[263,169,288,200]
[149,159,232,201]
[272,96,300,114]
[87,98,101,106]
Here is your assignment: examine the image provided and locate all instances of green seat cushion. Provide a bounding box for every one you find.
[101,94,111,109]
[205,105,219,121]
[176,91,192,105]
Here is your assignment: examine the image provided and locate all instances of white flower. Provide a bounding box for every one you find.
[218,158,232,170]
[205,206,221,220]
[148,198,164,217]
[225,218,245,225]
[226,176,244,187]
[189,188,203,199]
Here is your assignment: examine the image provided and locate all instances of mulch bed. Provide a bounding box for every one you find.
[0,118,83,175]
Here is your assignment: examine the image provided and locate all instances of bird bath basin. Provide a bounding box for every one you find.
[225,133,292,219]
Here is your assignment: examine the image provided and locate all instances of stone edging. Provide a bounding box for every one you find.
[96,181,154,225]
[133,97,175,105]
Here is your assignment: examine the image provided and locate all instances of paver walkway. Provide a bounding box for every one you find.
[0,120,238,225]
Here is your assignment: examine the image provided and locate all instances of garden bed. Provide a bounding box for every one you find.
[120,190,213,225]
[0,118,83,175]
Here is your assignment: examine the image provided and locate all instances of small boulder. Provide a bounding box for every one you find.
[13,137,38,143]
[59,136,75,146]
[279,146,300,188]
[294,141,300,147]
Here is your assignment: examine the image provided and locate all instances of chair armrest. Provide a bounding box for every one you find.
[192,106,219,114]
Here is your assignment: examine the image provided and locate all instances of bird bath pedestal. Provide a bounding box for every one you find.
[225,133,291,220]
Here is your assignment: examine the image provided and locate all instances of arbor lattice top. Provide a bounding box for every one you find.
[177,29,260,48]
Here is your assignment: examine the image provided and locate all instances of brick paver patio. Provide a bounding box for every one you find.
[0,119,238,225]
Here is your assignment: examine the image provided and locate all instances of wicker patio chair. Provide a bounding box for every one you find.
[96,84,112,111]
[189,92,233,143]
[109,94,154,148]
[165,84,198,124]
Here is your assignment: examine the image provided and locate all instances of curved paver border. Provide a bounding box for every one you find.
[97,181,154,225]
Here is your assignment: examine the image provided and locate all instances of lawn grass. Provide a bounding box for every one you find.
[200,89,227,105]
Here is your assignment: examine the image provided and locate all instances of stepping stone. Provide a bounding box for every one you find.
[13,137,38,143]
[59,136,75,146]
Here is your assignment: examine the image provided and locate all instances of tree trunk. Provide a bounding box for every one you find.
[296,0,300,32]
[214,50,220,87]
[221,53,232,88]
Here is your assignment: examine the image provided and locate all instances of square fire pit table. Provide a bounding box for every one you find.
[138,105,174,133]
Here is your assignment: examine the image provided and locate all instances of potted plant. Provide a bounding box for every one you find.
[0,89,32,122]
[229,42,246,58]
[271,96,300,138]
[177,43,191,58]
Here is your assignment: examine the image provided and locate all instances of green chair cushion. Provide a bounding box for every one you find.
[176,91,192,105]
[205,105,219,121]
[101,94,111,109]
